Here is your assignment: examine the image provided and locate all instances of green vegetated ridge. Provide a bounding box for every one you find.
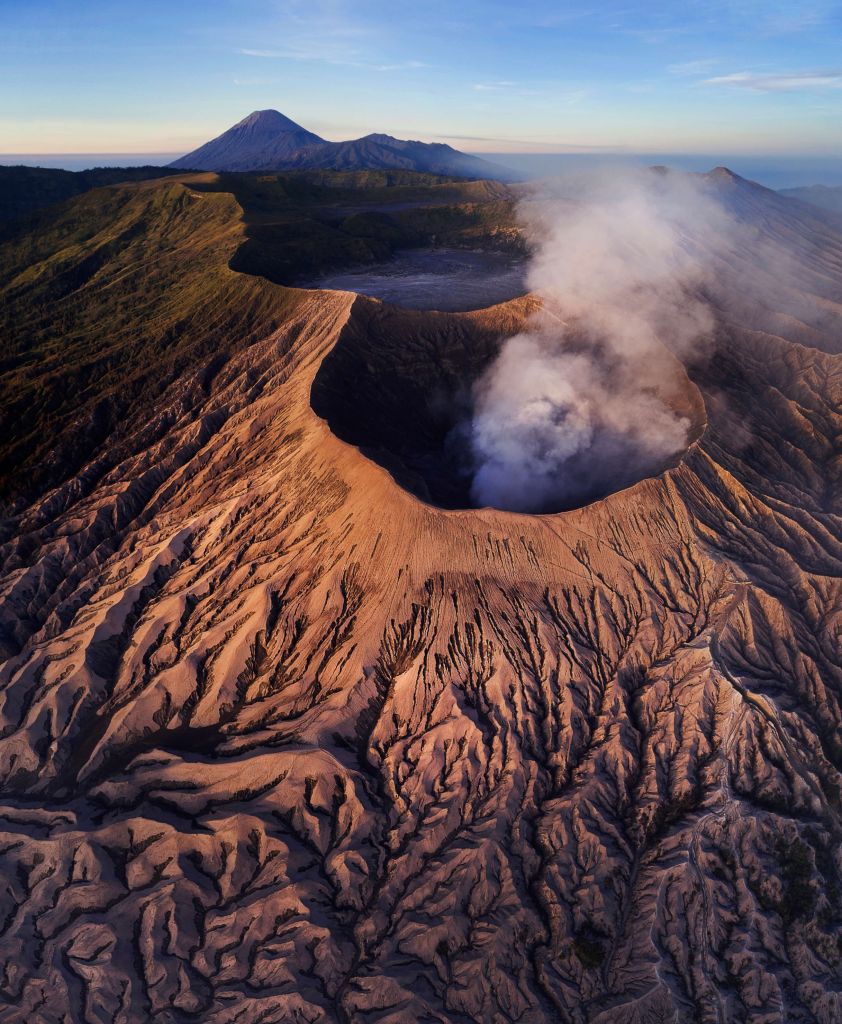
[0,165,190,225]
[0,169,523,507]
[0,174,297,505]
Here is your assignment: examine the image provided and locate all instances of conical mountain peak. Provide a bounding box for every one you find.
[234,109,310,134]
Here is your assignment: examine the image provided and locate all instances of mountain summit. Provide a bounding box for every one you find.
[236,108,315,133]
[169,109,512,178]
[169,109,325,172]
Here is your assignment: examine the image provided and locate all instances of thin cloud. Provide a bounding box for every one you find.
[472,82,585,103]
[626,81,657,94]
[238,1,383,68]
[762,6,830,35]
[233,75,281,86]
[473,81,518,92]
[434,133,624,151]
[705,70,842,91]
[238,48,427,72]
[625,26,688,45]
[373,60,429,71]
[667,59,719,76]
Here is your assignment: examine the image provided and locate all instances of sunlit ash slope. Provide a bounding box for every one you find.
[1,170,842,1024]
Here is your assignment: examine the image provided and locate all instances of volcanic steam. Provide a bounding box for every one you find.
[467,168,729,512]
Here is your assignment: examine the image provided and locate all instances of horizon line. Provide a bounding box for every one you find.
[3,148,842,159]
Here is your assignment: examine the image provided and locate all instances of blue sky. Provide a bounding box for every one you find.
[3,0,842,155]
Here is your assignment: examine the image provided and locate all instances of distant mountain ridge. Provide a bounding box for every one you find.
[169,109,513,178]
[779,183,842,215]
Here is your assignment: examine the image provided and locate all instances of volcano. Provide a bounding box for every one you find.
[0,166,841,1023]
[169,108,514,178]
[168,109,326,171]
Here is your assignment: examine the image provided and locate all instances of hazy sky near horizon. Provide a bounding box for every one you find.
[3,0,842,155]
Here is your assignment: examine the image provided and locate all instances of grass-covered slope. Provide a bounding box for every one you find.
[0,174,299,505]
[0,164,188,224]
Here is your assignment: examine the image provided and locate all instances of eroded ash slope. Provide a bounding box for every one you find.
[0,174,842,1024]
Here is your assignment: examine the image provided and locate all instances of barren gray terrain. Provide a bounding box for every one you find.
[305,247,527,311]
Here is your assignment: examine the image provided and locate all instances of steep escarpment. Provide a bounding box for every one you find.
[1,171,842,1023]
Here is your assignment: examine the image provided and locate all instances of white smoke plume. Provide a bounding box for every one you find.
[468,167,734,513]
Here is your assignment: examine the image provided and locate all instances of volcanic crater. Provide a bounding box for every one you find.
[311,295,707,512]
